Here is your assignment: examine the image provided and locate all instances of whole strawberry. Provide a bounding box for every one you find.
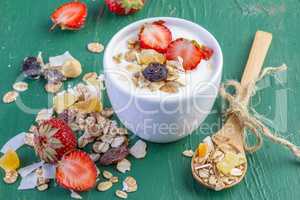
[34,118,77,163]
[105,0,145,15]
[56,150,97,192]
[50,1,87,30]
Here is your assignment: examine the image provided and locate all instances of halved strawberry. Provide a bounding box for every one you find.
[105,0,145,15]
[50,1,87,31]
[165,38,203,71]
[200,46,214,60]
[138,20,172,53]
[56,151,97,192]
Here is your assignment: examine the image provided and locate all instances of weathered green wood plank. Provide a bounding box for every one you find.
[0,0,300,199]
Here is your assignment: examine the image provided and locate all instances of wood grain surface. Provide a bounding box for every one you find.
[0,0,300,199]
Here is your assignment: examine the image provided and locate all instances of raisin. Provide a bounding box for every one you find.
[142,62,168,82]
[22,56,41,79]
[99,144,129,166]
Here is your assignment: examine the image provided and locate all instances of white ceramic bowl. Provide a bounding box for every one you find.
[104,17,223,143]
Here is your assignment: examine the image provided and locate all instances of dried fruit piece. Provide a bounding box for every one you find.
[72,98,102,114]
[139,20,172,53]
[0,149,20,171]
[197,143,208,158]
[50,1,88,30]
[102,170,113,179]
[45,82,63,93]
[22,56,42,79]
[115,190,128,199]
[53,92,78,114]
[123,176,137,193]
[99,145,129,166]
[129,140,147,159]
[138,49,166,65]
[182,150,194,158]
[3,170,18,184]
[62,59,82,78]
[3,91,19,103]
[142,63,168,82]
[97,181,113,191]
[87,42,104,53]
[116,159,131,173]
[13,82,28,92]
[56,151,97,192]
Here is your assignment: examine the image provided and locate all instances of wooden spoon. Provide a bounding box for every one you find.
[191,31,273,190]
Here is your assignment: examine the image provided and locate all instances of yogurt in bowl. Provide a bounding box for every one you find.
[104,17,223,143]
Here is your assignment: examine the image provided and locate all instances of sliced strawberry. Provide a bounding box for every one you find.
[166,38,203,70]
[56,151,97,192]
[138,21,172,53]
[50,1,87,31]
[105,0,145,15]
[200,46,214,60]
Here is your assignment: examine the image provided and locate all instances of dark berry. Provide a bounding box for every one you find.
[22,56,41,79]
[43,69,65,83]
[142,62,168,82]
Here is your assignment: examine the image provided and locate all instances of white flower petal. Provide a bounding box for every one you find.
[0,132,26,153]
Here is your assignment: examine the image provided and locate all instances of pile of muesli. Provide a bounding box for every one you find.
[112,20,213,94]
[0,52,147,199]
[185,136,246,191]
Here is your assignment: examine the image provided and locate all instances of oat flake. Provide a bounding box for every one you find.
[13,82,28,92]
[116,159,131,173]
[115,190,128,199]
[3,91,18,103]
[97,181,113,191]
[87,42,104,53]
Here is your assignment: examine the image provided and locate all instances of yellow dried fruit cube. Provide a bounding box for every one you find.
[216,161,233,175]
[0,149,20,171]
[72,98,102,114]
[53,92,78,114]
[197,143,208,158]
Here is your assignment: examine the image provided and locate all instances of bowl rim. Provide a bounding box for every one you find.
[103,17,223,103]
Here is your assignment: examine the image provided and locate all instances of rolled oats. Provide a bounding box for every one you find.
[37,183,48,191]
[115,190,128,199]
[111,136,126,148]
[102,170,113,179]
[13,82,28,92]
[3,170,18,184]
[122,176,137,193]
[45,82,62,93]
[97,181,113,191]
[110,176,119,184]
[3,91,18,103]
[87,42,104,53]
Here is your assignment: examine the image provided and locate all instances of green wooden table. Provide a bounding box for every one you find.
[1,0,300,199]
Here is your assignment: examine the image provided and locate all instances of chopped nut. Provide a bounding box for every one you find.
[3,91,18,103]
[3,170,18,184]
[13,82,28,92]
[87,42,104,53]
[45,82,62,93]
[208,175,217,186]
[97,181,113,191]
[182,150,194,157]
[116,159,131,173]
[122,176,137,193]
[115,190,128,199]
[37,184,48,191]
[103,170,113,179]
[198,169,209,178]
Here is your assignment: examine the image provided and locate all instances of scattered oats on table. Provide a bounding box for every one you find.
[97,181,113,192]
[87,42,104,53]
[182,149,194,157]
[116,158,131,173]
[115,190,128,199]
[13,82,28,92]
[102,170,113,179]
[3,170,18,184]
[44,82,62,93]
[2,91,19,103]
[122,176,137,193]
[110,176,119,184]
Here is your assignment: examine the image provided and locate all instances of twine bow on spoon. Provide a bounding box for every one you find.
[219,64,300,158]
